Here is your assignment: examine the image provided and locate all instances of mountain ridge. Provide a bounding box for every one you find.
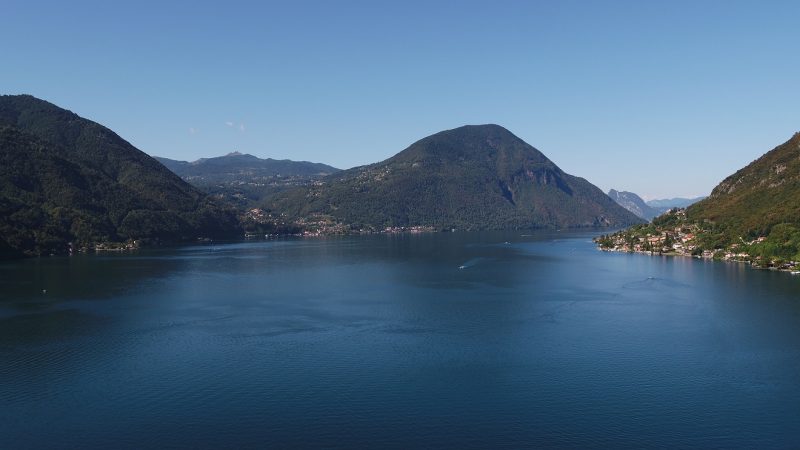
[646,196,706,209]
[155,153,339,177]
[155,153,340,208]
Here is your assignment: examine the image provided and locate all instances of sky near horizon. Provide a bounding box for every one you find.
[3,1,799,199]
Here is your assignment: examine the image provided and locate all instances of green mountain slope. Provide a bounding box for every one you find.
[596,131,800,268]
[0,95,240,257]
[267,124,643,230]
[687,132,800,237]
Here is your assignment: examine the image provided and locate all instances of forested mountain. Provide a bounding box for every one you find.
[156,153,338,182]
[607,189,662,220]
[0,95,240,258]
[597,132,800,267]
[155,153,339,207]
[266,125,643,231]
[687,132,800,236]
[679,132,800,259]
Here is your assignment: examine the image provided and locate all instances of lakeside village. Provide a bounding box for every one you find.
[89,208,800,275]
[84,207,435,254]
[242,207,437,238]
[594,209,800,273]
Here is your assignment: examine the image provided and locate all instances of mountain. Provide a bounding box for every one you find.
[0,95,240,258]
[266,125,643,231]
[687,132,800,238]
[155,153,339,182]
[646,196,705,209]
[608,190,706,220]
[607,189,662,220]
[155,153,339,208]
[597,131,800,267]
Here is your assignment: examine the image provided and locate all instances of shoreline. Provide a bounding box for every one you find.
[598,246,800,274]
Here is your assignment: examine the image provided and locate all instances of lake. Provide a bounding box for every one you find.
[2,231,800,448]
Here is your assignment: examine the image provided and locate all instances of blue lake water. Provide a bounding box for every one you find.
[2,231,800,448]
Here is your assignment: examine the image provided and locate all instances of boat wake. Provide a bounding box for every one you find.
[458,258,484,270]
[623,276,690,290]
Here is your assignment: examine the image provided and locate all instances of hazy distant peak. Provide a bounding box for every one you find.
[607,189,661,221]
[646,196,706,209]
[608,189,707,220]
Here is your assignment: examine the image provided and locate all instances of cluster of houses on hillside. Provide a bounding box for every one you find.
[242,208,436,237]
[596,210,799,272]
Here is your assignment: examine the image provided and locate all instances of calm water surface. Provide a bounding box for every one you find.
[2,231,800,448]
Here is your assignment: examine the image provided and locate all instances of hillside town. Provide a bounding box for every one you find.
[595,209,800,273]
[241,207,437,237]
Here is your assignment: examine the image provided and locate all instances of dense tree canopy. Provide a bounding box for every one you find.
[0,95,240,257]
[265,124,643,230]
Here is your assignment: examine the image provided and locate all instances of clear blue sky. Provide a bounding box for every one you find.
[3,0,799,199]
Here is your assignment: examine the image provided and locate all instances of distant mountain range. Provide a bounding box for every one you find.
[155,153,339,207]
[608,189,705,220]
[648,196,706,209]
[0,95,240,258]
[266,124,643,231]
[156,153,339,182]
[607,190,662,220]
